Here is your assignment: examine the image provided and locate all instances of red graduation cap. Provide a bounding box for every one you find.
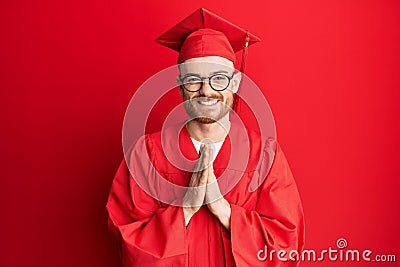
[155,8,260,72]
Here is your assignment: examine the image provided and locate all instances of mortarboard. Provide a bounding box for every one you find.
[155,8,260,73]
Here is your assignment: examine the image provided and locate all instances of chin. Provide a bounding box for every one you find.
[194,117,218,124]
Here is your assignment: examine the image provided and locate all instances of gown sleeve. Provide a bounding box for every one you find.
[227,142,305,267]
[106,135,188,266]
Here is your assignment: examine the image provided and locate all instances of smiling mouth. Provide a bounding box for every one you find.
[196,98,219,106]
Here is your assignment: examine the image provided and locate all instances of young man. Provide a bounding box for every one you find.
[107,8,304,266]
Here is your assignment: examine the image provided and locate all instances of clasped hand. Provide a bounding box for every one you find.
[183,143,231,230]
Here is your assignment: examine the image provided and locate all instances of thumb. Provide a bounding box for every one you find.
[207,164,217,183]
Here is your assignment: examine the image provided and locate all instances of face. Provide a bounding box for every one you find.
[178,56,241,124]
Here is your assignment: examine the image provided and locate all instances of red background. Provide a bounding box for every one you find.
[1,0,399,266]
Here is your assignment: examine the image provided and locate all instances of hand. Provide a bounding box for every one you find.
[205,164,231,231]
[183,143,212,225]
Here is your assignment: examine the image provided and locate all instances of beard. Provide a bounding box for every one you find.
[183,95,234,124]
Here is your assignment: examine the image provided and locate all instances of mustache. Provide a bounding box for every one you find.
[189,96,223,102]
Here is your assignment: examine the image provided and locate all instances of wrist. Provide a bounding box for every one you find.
[210,198,231,218]
[212,199,231,231]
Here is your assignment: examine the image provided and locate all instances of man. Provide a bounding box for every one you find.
[107,8,304,266]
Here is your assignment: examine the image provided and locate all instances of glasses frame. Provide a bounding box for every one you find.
[179,73,234,92]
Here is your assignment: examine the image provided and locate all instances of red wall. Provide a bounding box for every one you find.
[1,1,399,266]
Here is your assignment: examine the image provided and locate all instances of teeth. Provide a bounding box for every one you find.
[197,99,218,105]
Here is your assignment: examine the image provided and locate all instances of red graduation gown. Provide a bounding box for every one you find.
[106,123,304,266]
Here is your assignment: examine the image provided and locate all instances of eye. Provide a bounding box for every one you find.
[211,74,229,82]
[184,76,201,83]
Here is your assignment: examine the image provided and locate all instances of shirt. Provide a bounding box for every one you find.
[190,137,224,162]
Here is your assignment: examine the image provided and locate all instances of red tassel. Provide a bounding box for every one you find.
[240,31,250,73]
[234,31,250,113]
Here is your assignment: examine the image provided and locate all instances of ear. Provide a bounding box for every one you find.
[231,72,242,93]
[176,75,183,96]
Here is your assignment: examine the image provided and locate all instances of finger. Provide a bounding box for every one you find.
[199,143,205,154]
[192,143,209,185]
[205,173,222,204]
[199,159,209,186]
[209,146,214,164]
[206,164,218,191]
[207,166,216,183]
[193,144,205,173]
[206,166,217,189]
[203,143,212,168]
[199,144,210,172]
[189,171,199,187]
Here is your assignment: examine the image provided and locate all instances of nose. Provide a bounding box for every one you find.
[198,79,214,97]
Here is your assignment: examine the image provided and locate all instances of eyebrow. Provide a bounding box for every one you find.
[181,70,230,77]
[210,70,230,75]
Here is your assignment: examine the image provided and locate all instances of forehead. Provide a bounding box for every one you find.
[179,56,235,76]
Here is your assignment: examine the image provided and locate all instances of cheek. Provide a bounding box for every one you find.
[183,92,197,100]
[222,91,234,102]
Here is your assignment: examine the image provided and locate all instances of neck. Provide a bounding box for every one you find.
[186,114,230,142]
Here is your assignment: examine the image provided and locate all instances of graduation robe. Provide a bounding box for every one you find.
[106,122,304,266]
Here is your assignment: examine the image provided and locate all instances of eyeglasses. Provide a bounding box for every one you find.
[179,73,234,92]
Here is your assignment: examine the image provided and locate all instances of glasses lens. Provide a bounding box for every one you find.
[182,76,202,91]
[210,74,230,90]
